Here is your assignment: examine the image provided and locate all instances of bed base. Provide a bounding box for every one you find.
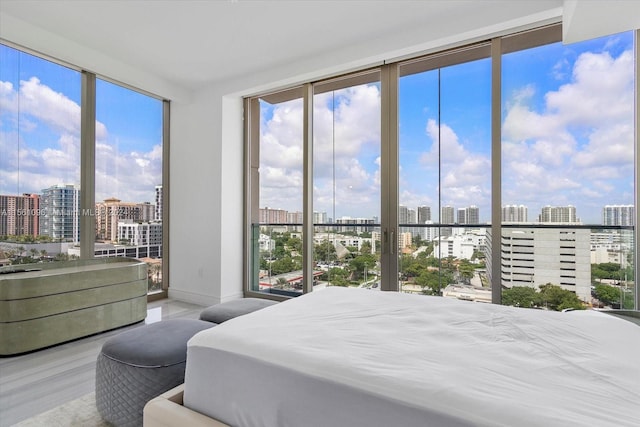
[143,384,230,427]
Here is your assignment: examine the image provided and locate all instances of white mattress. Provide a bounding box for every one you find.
[184,287,640,427]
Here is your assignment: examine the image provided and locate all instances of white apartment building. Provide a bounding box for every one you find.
[432,229,486,261]
[538,205,580,223]
[39,184,80,242]
[117,220,163,246]
[457,206,479,224]
[603,205,634,226]
[502,205,528,222]
[590,231,632,267]
[258,234,276,252]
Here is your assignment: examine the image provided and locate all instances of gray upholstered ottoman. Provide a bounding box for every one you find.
[199,297,278,324]
[95,318,213,427]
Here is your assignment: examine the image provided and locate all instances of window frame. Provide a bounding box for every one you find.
[243,23,638,310]
[0,40,171,298]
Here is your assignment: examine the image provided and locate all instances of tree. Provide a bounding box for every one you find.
[539,284,585,311]
[348,253,377,281]
[270,256,299,275]
[593,284,622,307]
[415,270,442,295]
[286,236,302,254]
[314,240,337,262]
[326,267,349,286]
[458,260,475,284]
[502,286,540,308]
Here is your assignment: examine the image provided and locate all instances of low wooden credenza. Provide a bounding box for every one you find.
[0,258,147,356]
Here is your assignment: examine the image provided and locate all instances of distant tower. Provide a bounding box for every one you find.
[457,205,479,224]
[603,205,634,226]
[40,184,80,242]
[417,206,431,223]
[441,205,455,237]
[538,205,579,223]
[502,205,528,222]
[155,185,163,221]
[441,205,455,224]
[398,205,409,224]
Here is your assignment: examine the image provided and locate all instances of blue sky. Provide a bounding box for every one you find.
[1,31,635,225]
[260,31,634,225]
[0,44,163,205]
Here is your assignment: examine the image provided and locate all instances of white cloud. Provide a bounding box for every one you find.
[416,118,491,209]
[501,48,634,221]
[0,77,161,203]
[260,84,381,216]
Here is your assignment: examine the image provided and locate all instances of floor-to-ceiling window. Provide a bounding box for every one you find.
[246,87,305,296]
[95,79,165,293]
[244,24,637,311]
[499,27,636,309]
[398,43,492,299]
[0,44,81,262]
[0,42,169,294]
[313,71,382,291]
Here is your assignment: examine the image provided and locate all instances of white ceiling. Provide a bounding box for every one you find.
[1,1,637,99]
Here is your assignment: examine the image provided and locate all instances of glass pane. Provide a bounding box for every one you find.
[313,75,381,290]
[500,32,635,309]
[0,44,81,263]
[95,79,163,293]
[253,96,304,296]
[399,54,491,297]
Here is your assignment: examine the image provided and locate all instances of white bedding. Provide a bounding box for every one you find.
[184,287,640,426]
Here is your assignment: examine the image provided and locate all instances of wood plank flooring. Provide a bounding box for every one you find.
[0,299,206,427]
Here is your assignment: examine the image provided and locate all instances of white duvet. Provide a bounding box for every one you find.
[187,287,640,426]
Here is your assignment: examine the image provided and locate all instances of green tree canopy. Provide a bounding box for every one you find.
[502,286,540,308]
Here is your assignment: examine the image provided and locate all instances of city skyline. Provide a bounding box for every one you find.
[259,202,635,226]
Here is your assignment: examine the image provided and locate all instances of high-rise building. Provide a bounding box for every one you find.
[95,198,143,242]
[313,211,327,224]
[140,202,155,222]
[398,205,409,224]
[538,205,579,223]
[602,205,634,226]
[417,206,431,224]
[457,206,479,224]
[335,217,376,234]
[441,205,455,238]
[502,204,528,222]
[39,184,80,242]
[155,185,163,221]
[259,207,288,223]
[0,193,40,237]
[441,205,455,224]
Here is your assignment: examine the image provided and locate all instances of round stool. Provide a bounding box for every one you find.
[95,318,214,427]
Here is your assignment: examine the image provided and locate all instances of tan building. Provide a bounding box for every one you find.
[95,198,143,242]
[0,194,40,237]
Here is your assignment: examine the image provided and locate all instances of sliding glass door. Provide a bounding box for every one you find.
[244,24,637,311]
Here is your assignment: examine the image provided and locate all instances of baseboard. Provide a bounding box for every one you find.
[167,289,220,307]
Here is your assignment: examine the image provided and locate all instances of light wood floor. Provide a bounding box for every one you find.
[0,299,206,427]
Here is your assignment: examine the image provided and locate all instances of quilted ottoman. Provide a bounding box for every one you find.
[95,318,214,427]
[199,297,278,324]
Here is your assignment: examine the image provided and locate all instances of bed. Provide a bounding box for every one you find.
[144,287,640,426]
